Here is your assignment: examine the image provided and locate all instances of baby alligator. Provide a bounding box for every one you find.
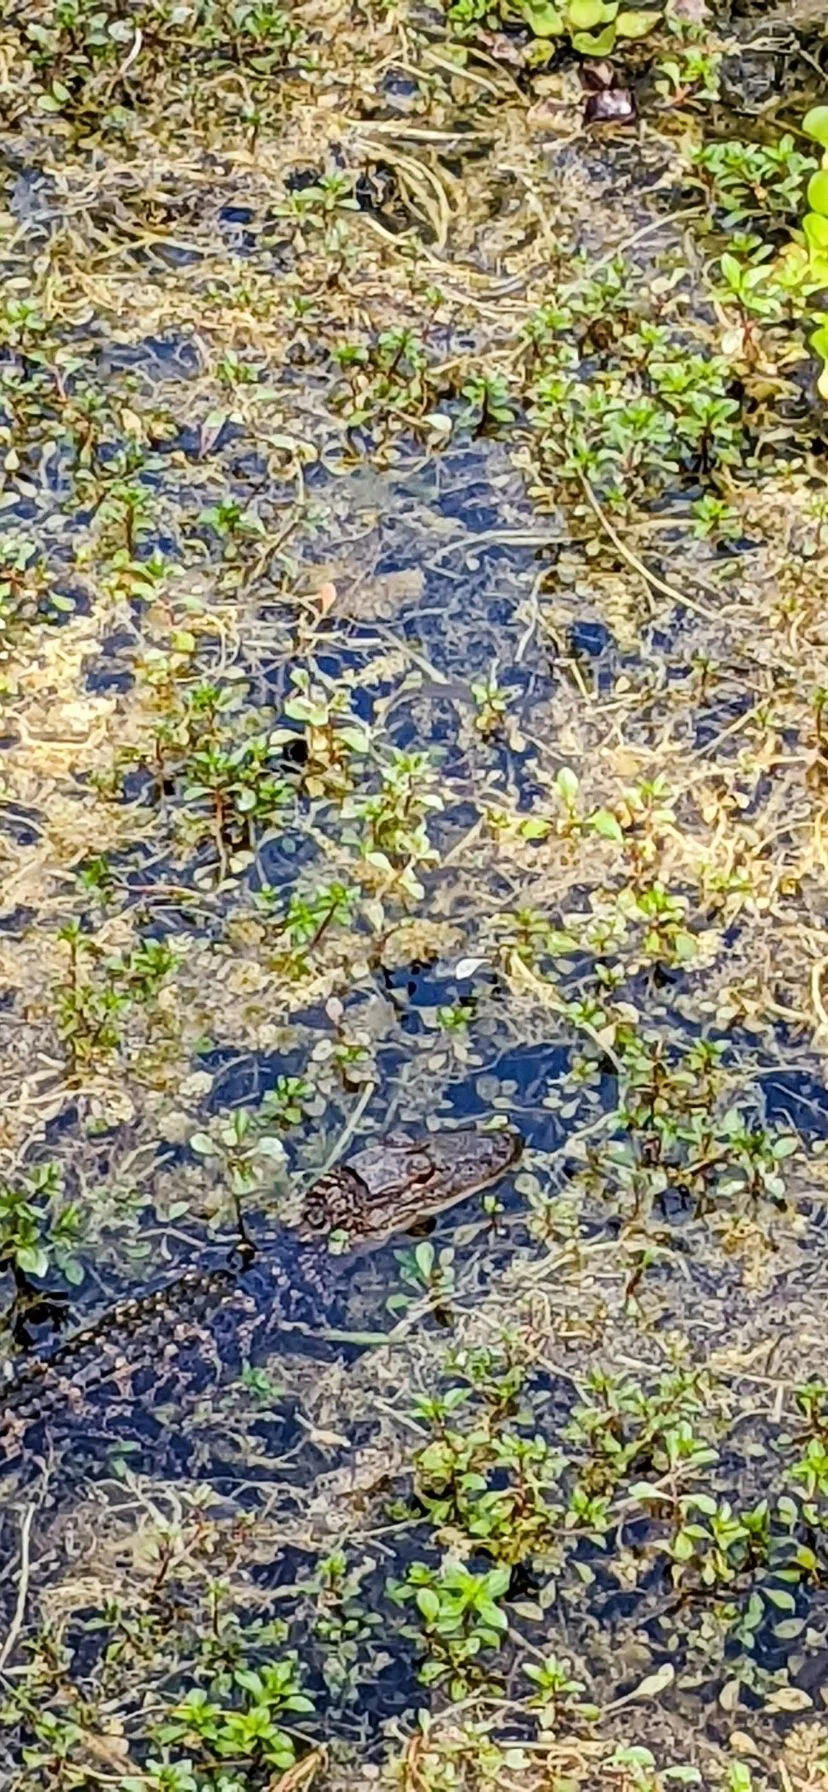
[1,1127,522,1443]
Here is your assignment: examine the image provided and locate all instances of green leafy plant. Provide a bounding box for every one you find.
[255,879,360,971]
[447,0,660,58]
[653,39,722,106]
[714,243,791,363]
[523,1653,598,1728]
[270,667,371,799]
[300,1552,385,1701]
[114,678,294,872]
[527,296,743,503]
[554,766,624,845]
[789,105,828,397]
[458,371,516,434]
[471,666,512,738]
[331,329,442,447]
[390,1238,457,1315]
[691,136,815,228]
[404,1354,567,1565]
[576,1023,799,1226]
[189,1107,289,1200]
[342,747,444,900]
[154,1653,314,1776]
[0,534,73,635]
[0,1163,84,1285]
[56,923,177,1073]
[387,1561,511,1697]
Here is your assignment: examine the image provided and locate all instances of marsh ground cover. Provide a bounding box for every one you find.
[2,0,828,1786]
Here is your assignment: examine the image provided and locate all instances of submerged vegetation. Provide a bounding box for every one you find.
[1,0,828,1787]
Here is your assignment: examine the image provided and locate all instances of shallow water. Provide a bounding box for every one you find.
[2,2,828,1786]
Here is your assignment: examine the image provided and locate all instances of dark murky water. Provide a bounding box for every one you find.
[2,3,828,1784]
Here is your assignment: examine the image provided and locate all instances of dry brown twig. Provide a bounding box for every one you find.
[0,1505,36,1673]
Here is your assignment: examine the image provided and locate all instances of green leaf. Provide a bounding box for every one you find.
[17,1245,49,1277]
[614,7,660,34]
[487,1567,511,1597]
[235,1668,264,1696]
[542,932,576,956]
[808,169,828,217]
[803,106,828,150]
[190,1131,217,1156]
[589,808,623,843]
[743,1590,765,1631]
[764,1586,796,1612]
[283,697,313,723]
[416,1588,441,1623]
[567,0,615,27]
[477,1600,508,1629]
[571,23,617,51]
[687,1493,717,1516]
[399,866,425,901]
[418,1441,453,1477]
[414,1240,435,1279]
[804,211,828,251]
[720,252,742,289]
[338,726,370,752]
[773,1617,807,1640]
[254,1136,287,1161]
[517,0,565,31]
[556,766,579,806]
